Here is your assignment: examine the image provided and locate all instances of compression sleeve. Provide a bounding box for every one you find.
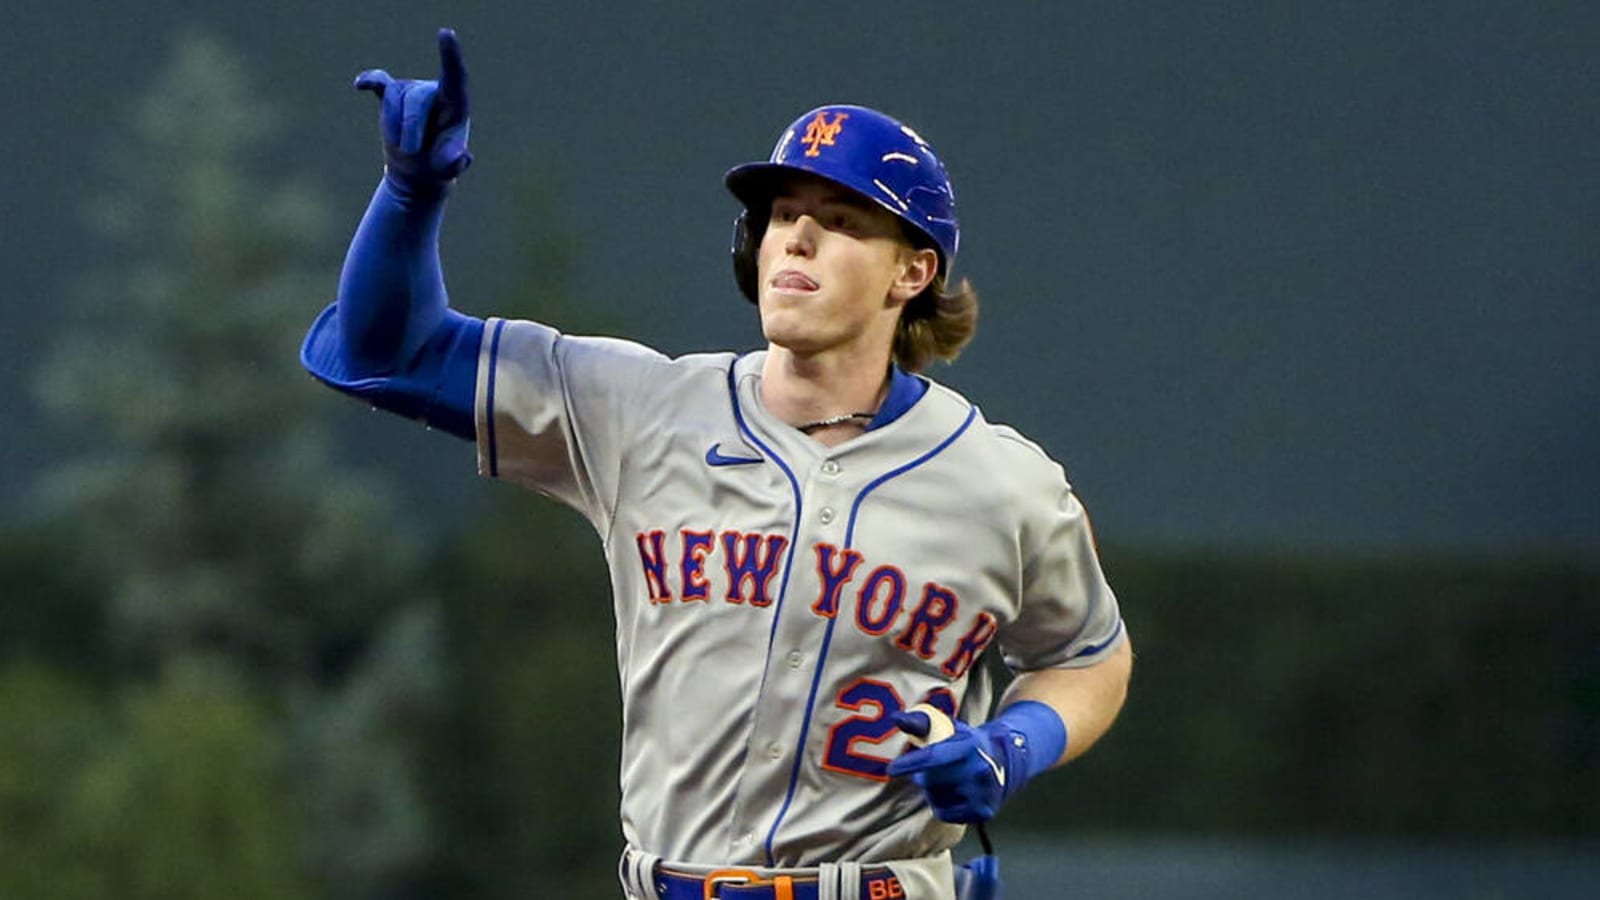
[300,176,483,440]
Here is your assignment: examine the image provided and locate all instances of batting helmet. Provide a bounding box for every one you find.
[725,104,960,303]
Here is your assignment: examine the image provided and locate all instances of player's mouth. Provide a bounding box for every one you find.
[770,269,819,293]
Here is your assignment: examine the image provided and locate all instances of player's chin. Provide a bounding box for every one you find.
[758,307,816,349]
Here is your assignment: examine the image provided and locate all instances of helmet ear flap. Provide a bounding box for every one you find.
[731,211,764,304]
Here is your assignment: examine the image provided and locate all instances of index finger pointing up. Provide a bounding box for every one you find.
[437,27,468,105]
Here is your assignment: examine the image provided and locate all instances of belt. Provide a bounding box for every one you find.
[654,865,905,900]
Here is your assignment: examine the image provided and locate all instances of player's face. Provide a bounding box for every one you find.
[756,176,937,361]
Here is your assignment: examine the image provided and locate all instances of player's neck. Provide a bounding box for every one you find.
[760,344,892,445]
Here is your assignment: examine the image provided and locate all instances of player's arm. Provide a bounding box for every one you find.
[300,28,482,440]
[999,635,1132,768]
[887,637,1130,824]
[889,480,1129,824]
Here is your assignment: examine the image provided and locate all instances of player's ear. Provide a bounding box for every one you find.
[888,247,939,305]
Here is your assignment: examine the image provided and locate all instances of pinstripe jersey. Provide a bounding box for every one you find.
[474,316,1125,868]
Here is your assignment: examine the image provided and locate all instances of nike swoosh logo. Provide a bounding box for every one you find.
[978,747,1006,789]
[705,444,763,467]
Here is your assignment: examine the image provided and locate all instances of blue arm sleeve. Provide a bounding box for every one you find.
[300,176,483,441]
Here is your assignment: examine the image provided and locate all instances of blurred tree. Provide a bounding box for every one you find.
[0,660,107,898]
[425,497,620,900]
[59,660,310,900]
[417,164,628,900]
[0,659,310,900]
[25,30,445,899]
[0,522,107,677]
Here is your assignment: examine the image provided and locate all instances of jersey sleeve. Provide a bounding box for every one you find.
[474,316,667,532]
[1000,476,1126,672]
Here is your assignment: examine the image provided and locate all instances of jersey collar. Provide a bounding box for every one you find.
[866,364,929,431]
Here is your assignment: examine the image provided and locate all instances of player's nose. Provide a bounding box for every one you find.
[784,216,818,257]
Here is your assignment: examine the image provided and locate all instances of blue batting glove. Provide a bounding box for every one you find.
[354,28,473,187]
[887,701,1065,824]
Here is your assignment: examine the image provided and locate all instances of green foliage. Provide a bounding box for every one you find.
[65,662,309,900]
[420,496,620,900]
[0,524,107,676]
[33,29,351,672]
[410,170,627,900]
[0,661,107,898]
[1001,547,1600,839]
[0,659,310,900]
[14,29,446,900]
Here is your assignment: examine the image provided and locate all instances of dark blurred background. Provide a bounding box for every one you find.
[1,2,1595,898]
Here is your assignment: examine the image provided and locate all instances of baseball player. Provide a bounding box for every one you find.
[301,29,1131,900]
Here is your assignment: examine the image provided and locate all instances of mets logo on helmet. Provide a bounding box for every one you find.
[802,111,849,157]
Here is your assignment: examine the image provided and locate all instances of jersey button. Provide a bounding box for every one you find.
[819,507,835,524]
[821,460,841,476]
[786,650,804,668]
[766,742,783,760]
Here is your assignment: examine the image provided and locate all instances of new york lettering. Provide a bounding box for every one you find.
[634,529,991,678]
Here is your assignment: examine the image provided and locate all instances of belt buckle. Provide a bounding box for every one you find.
[701,868,759,900]
[700,867,795,900]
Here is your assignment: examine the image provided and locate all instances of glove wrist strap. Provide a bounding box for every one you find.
[993,700,1068,791]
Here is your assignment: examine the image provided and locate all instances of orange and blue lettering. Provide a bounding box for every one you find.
[821,678,904,782]
[811,543,864,618]
[895,582,958,658]
[721,531,789,607]
[855,565,906,636]
[679,529,715,602]
[635,529,671,603]
[940,612,999,678]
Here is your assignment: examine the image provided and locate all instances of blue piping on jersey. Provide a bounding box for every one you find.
[485,319,506,477]
[725,359,807,657]
[724,359,810,865]
[763,403,978,865]
[842,405,976,546]
[1070,617,1125,660]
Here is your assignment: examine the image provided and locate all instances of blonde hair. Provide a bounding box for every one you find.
[892,274,979,373]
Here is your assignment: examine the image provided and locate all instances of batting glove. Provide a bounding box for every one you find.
[354,28,473,188]
[887,701,1066,824]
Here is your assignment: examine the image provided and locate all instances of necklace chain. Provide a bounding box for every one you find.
[796,412,876,434]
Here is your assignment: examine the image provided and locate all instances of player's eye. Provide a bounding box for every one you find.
[770,204,800,224]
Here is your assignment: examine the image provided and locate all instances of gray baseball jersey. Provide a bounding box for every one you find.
[473,316,1125,868]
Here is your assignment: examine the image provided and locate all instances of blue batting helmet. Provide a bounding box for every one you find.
[725,104,960,303]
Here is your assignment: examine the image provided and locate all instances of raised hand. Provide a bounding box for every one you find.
[354,28,473,186]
